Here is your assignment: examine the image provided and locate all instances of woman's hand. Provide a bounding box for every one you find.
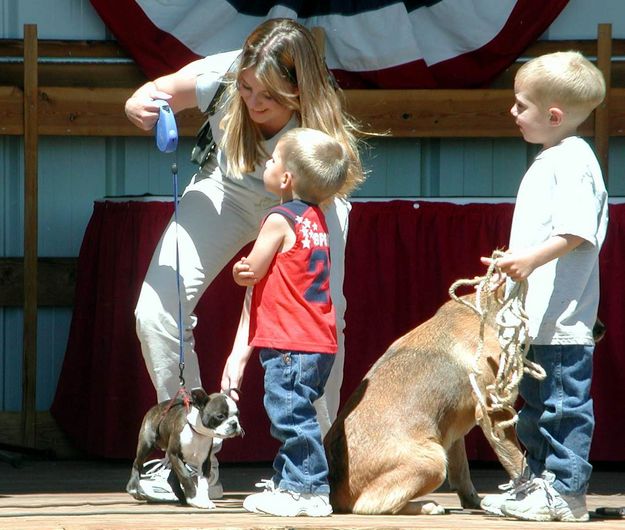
[220,355,244,400]
[124,87,173,131]
[125,59,207,130]
[220,346,253,401]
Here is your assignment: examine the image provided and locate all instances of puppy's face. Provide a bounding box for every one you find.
[190,389,244,439]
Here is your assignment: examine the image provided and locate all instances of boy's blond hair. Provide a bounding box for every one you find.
[516,51,605,122]
[278,127,349,204]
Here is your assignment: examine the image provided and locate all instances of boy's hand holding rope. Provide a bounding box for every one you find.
[449,250,546,444]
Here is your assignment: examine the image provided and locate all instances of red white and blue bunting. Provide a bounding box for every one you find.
[90,1,568,88]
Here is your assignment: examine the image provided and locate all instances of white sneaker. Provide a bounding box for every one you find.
[481,467,534,516]
[138,458,223,502]
[245,487,332,517]
[243,479,277,513]
[138,458,178,502]
[501,471,589,522]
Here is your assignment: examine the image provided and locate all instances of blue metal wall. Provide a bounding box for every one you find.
[1,0,625,411]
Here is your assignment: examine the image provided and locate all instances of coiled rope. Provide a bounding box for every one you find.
[448,250,546,444]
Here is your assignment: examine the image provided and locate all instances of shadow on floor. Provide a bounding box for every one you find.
[1,458,624,497]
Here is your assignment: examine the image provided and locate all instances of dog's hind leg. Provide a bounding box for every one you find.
[126,424,159,499]
[351,441,447,515]
[447,437,480,509]
[126,465,144,499]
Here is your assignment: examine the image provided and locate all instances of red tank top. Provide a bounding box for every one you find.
[249,200,337,354]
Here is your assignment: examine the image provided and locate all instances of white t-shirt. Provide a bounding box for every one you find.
[194,50,297,181]
[509,136,608,345]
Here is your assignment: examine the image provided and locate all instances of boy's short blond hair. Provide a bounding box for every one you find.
[516,51,606,120]
[278,128,349,204]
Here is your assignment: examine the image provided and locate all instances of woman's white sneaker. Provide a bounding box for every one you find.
[137,457,223,502]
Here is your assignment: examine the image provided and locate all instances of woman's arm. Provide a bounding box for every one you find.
[220,288,254,400]
[124,59,208,130]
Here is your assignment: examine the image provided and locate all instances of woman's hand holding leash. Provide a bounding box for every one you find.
[125,86,173,130]
[220,346,253,402]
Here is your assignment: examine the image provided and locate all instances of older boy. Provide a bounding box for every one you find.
[481,51,608,522]
[225,128,349,516]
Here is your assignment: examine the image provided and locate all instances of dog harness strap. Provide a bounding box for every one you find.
[186,408,213,437]
[160,386,192,423]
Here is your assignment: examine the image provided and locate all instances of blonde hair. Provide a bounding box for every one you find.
[516,51,606,120]
[219,18,364,196]
[278,128,349,204]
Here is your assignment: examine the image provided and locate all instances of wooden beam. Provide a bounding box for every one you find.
[344,89,517,137]
[0,39,132,58]
[4,85,625,138]
[3,37,625,61]
[34,86,204,136]
[0,86,23,134]
[0,258,77,307]
[0,411,84,459]
[596,23,612,183]
[0,62,147,88]
[22,23,38,448]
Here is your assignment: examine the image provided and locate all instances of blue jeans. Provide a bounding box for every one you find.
[260,348,334,494]
[517,344,594,495]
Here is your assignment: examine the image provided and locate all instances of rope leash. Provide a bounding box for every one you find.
[449,250,545,444]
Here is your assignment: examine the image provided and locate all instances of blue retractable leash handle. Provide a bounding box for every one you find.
[154,100,186,387]
[155,100,178,153]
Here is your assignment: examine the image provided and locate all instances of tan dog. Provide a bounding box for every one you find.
[325,291,525,515]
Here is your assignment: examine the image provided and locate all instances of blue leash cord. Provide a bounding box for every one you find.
[154,98,186,388]
[171,162,186,387]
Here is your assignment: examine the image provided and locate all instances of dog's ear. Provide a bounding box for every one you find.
[191,388,209,407]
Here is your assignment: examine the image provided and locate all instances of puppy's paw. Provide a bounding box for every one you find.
[420,501,445,515]
[400,500,446,515]
[187,496,216,509]
[186,476,215,509]
[126,472,143,500]
[126,482,147,501]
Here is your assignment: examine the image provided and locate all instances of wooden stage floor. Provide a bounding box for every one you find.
[1,458,624,529]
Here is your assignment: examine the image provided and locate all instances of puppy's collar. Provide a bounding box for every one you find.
[186,408,213,437]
